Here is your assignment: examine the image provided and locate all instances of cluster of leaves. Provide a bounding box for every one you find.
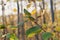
[0,8,60,40]
[24,9,59,40]
[0,33,18,40]
[0,24,5,29]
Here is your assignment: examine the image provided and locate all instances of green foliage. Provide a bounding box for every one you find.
[24,9,31,16]
[10,25,17,30]
[6,33,11,38]
[54,26,60,32]
[26,25,41,37]
[0,25,5,29]
[42,32,53,40]
[24,9,35,21]
[10,33,18,40]
[6,33,18,40]
[25,16,35,21]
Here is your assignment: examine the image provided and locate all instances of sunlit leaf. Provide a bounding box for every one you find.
[31,9,36,15]
[10,25,17,30]
[54,26,60,32]
[6,33,18,40]
[52,32,55,37]
[13,8,17,12]
[27,3,31,8]
[10,38,14,40]
[10,33,18,40]
[42,24,47,29]
[26,25,41,38]
[42,32,53,40]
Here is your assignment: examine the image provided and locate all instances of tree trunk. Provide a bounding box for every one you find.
[17,0,25,40]
[50,0,54,23]
[20,0,25,40]
[17,0,20,40]
[1,0,6,40]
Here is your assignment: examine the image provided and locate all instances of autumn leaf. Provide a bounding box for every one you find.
[54,26,60,32]
[31,9,36,15]
[27,3,31,8]
[13,8,17,12]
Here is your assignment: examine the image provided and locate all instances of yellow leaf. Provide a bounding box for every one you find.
[52,32,55,37]
[42,24,47,29]
[10,38,14,40]
[28,33,36,38]
[31,9,36,15]
[27,3,31,8]
[11,28,16,30]
[13,8,17,12]
[54,27,60,32]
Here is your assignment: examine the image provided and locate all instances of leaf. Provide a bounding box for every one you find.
[10,25,17,30]
[26,16,35,21]
[6,33,18,40]
[0,25,5,29]
[52,32,55,37]
[31,9,36,15]
[13,8,17,12]
[27,3,31,8]
[6,33,11,38]
[42,24,47,29]
[24,9,31,16]
[54,26,60,32]
[10,38,14,40]
[26,25,41,38]
[42,32,53,40]
[10,33,18,40]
